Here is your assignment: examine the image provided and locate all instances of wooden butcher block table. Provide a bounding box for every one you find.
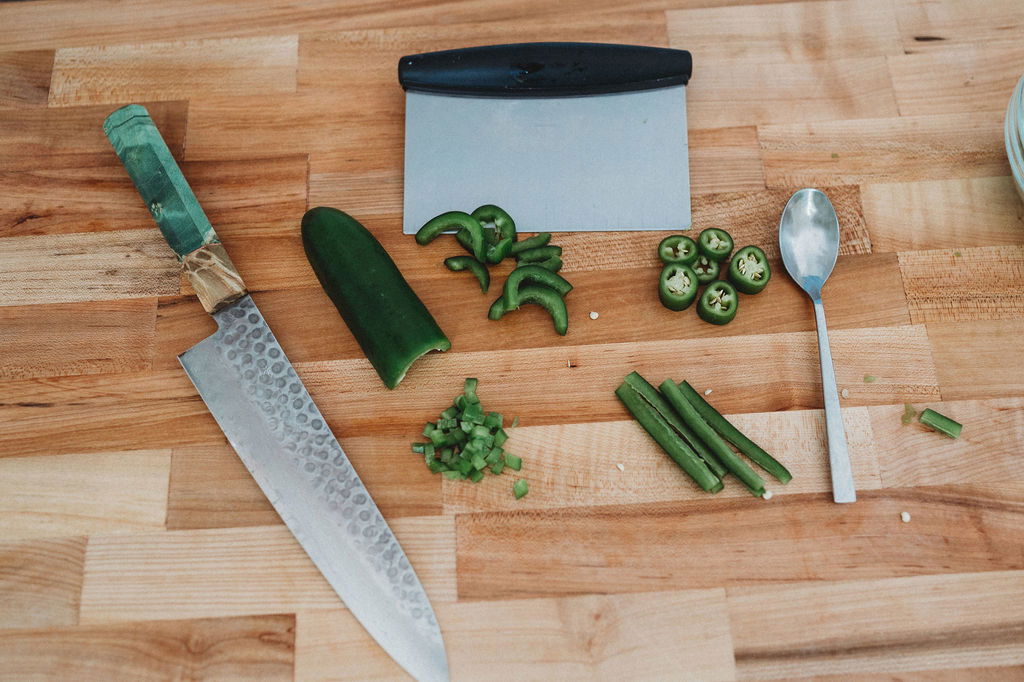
[2,0,1023,679]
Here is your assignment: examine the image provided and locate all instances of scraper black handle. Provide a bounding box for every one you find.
[398,42,691,97]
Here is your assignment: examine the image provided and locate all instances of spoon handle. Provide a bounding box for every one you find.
[812,297,857,503]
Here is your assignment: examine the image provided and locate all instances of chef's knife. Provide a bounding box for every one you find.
[104,104,448,682]
[399,42,692,233]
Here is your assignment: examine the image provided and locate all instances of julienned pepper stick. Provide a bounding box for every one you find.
[516,256,563,272]
[516,245,562,263]
[660,380,766,496]
[622,372,728,478]
[444,256,489,292]
[472,204,517,242]
[416,211,487,262]
[509,232,551,255]
[502,264,573,308]
[615,383,723,492]
[676,381,792,483]
[490,285,569,335]
[918,408,962,438]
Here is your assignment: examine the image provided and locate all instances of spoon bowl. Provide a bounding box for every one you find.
[778,188,839,298]
[779,189,856,504]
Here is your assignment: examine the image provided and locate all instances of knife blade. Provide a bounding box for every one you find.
[103,104,449,682]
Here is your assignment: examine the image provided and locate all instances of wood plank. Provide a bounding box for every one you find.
[792,667,1024,682]
[1,155,308,238]
[0,298,156,380]
[443,407,881,513]
[689,126,768,194]
[296,589,736,681]
[667,0,902,63]
[0,50,53,107]
[889,43,1024,116]
[49,36,298,107]
[0,369,219,459]
[154,251,905,369]
[687,56,897,129]
[870,398,1024,489]
[759,112,1009,187]
[0,537,85,629]
[899,245,1024,323]
[166,437,441,530]
[0,614,294,681]
[862,176,1024,252]
[455,485,1024,601]
[894,0,1024,50]
[0,229,179,307]
[0,100,186,172]
[728,570,1024,679]
[79,518,455,623]
[292,324,939,436]
[928,319,1024,400]
[0,451,171,542]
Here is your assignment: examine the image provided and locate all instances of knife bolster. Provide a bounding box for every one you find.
[182,242,248,313]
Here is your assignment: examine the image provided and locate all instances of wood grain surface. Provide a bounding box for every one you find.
[1,0,1023,679]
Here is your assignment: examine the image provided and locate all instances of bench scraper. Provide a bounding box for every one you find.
[399,42,692,233]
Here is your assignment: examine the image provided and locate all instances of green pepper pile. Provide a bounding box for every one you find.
[415,206,573,335]
[656,228,771,324]
[412,378,528,498]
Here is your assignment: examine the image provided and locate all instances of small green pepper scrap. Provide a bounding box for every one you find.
[658,263,698,311]
[728,245,771,294]
[697,281,738,325]
[698,228,734,262]
[658,235,699,266]
[693,254,719,284]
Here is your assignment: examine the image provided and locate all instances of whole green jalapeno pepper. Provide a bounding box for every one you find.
[658,263,699,311]
[697,280,738,324]
[728,245,771,294]
[658,235,699,266]
[697,228,733,262]
[417,211,486,262]
[693,254,719,284]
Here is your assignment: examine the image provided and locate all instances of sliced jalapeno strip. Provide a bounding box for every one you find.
[444,256,490,292]
[472,204,517,242]
[697,228,733,262]
[490,284,568,335]
[658,264,698,311]
[417,211,486,262]
[503,264,573,308]
[509,232,551,255]
[658,235,699,266]
[517,256,563,272]
[697,281,738,324]
[728,245,771,294]
[516,245,562,263]
[693,254,719,284]
[485,236,514,264]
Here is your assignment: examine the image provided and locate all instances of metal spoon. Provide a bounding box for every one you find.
[779,189,856,503]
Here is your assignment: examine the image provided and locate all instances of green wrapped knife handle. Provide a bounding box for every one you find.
[103,104,247,313]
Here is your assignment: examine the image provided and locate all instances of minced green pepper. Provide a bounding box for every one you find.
[658,235,698,266]
[444,256,490,292]
[658,263,698,311]
[728,245,771,294]
[417,211,486,262]
[693,254,719,284]
[697,281,738,324]
[698,228,733,262]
